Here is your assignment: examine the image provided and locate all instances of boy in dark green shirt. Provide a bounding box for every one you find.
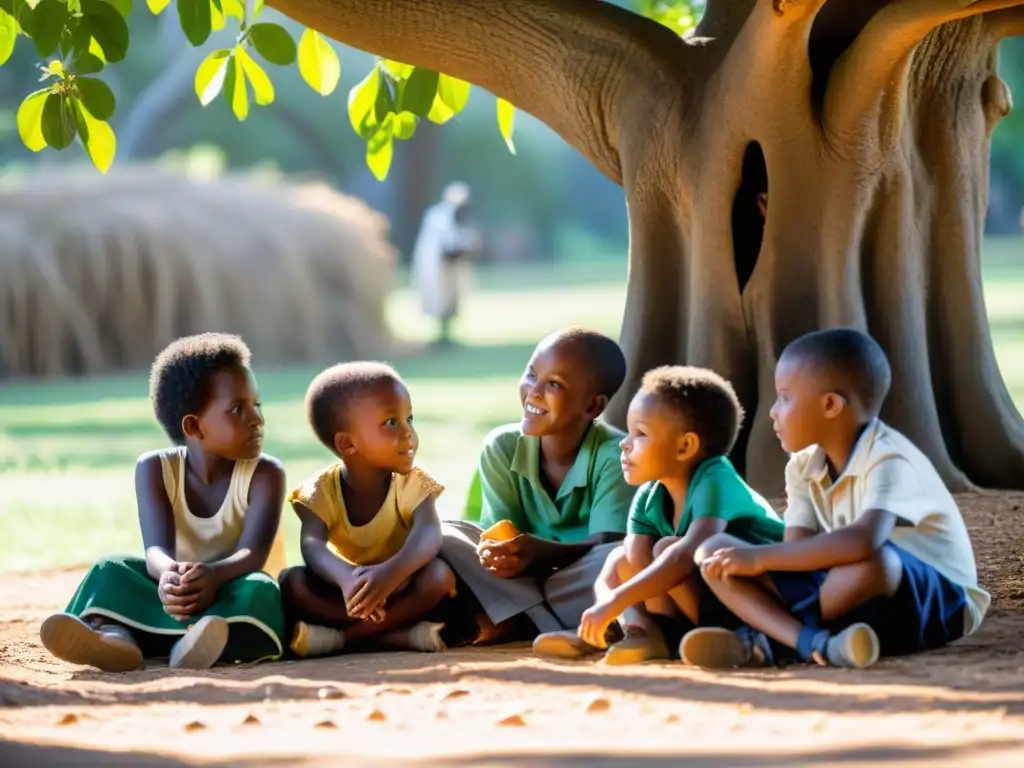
[441,328,635,640]
[534,366,783,663]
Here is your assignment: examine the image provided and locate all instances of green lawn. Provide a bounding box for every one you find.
[2,240,1023,573]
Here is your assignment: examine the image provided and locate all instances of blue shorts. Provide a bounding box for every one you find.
[768,544,968,657]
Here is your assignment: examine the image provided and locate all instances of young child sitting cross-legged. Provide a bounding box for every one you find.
[682,328,990,669]
[40,333,288,671]
[533,366,784,663]
[440,328,636,642]
[280,362,455,657]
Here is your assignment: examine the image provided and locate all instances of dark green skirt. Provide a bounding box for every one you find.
[65,555,285,663]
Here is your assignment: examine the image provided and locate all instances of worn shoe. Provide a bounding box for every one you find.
[680,626,774,669]
[602,626,670,665]
[533,630,604,659]
[822,623,880,668]
[170,616,229,669]
[40,614,143,672]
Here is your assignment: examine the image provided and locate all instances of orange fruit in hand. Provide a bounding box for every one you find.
[482,519,519,542]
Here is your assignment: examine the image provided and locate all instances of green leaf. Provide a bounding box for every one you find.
[437,74,470,113]
[17,88,49,152]
[297,28,339,96]
[497,97,516,155]
[81,0,129,62]
[194,47,229,106]
[400,67,438,118]
[236,46,272,105]
[72,97,116,172]
[393,110,416,141]
[147,0,172,13]
[251,0,263,20]
[31,0,66,58]
[221,0,242,19]
[366,115,393,182]
[0,9,15,67]
[427,94,455,125]
[227,51,249,120]
[73,50,105,74]
[75,75,115,120]
[383,60,413,79]
[41,91,76,150]
[210,0,225,31]
[248,22,295,65]
[348,66,380,139]
[177,0,211,47]
[105,0,131,17]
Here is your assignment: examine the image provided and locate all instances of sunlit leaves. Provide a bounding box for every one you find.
[497,97,515,155]
[73,98,116,172]
[41,90,76,149]
[194,47,230,105]
[81,0,129,62]
[177,0,211,47]
[17,88,49,152]
[633,0,700,36]
[147,0,172,14]
[31,0,67,58]
[237,46,273,106]
[298,29,340,96]
[75,76,115,120]
[248,22,295,66]
[0,8,15,67]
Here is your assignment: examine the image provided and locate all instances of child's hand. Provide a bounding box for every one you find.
[178,563,221,615]
[701,547,764,579]
[158,566,197,621]
[577,600,617,649]
[477,534,538,578]
[346,564,400,620]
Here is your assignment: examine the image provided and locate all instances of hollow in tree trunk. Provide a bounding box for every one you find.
[267,0,1024,496]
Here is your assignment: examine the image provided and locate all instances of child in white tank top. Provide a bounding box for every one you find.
[39,334,287,672]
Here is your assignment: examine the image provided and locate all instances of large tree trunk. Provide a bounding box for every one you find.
[268,0,1024,496]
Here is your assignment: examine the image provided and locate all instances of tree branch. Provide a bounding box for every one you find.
[266,0,689,185]
[986,6,1024,36]
[824,0,1024,148]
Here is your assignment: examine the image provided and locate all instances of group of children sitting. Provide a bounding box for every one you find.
[38,325,988,673]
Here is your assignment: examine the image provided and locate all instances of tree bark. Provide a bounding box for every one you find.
[267,0,1024,496]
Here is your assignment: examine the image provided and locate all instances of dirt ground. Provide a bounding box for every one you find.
[2,493,1024,767]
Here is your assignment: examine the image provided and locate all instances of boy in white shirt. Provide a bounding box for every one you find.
[681,328,989,669]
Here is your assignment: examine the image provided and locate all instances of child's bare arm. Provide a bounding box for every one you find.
[135,453,177,580]
[347,498,444,618]
[624,533,657,572]
[294,502,358,594]
[703,509,897,577]
[598,518,727,616]
[202,458,286,583]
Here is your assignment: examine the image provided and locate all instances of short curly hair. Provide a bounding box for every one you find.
[640,366,744,458]
[780,328,892,415]
[305,361,404,450]
[541,327,627,400]
[149,333,252,444]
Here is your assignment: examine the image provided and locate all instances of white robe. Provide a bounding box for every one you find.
[411,201,480,319]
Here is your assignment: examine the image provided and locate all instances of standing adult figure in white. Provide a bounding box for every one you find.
[411,182,482,346]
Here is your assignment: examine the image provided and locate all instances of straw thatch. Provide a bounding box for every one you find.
[0,168,396,378]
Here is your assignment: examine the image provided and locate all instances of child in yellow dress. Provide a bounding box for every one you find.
[280,362,455,656]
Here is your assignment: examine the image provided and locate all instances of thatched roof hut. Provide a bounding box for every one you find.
[0,168,396,378]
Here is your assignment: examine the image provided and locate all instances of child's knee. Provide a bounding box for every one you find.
[652,536,678,558]
[417,558,456,598]
[600,544,628,579]
[278,566,306,601]
[693,533,737,566]
[842,548,902,596]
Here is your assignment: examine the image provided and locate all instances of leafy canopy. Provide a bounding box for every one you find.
[0,0,700,178]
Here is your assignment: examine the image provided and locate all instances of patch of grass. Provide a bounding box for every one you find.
[2,241,1022,572]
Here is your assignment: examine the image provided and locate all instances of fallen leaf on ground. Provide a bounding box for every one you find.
[184,721,207,732]
[241,714,261,726]
[314,719,337,729]
[585,696,611,714]
[497,713,527,727]
[56,713,78,726]
[367,707,387,722]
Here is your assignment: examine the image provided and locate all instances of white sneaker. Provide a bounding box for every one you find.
[170,616,229,669]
